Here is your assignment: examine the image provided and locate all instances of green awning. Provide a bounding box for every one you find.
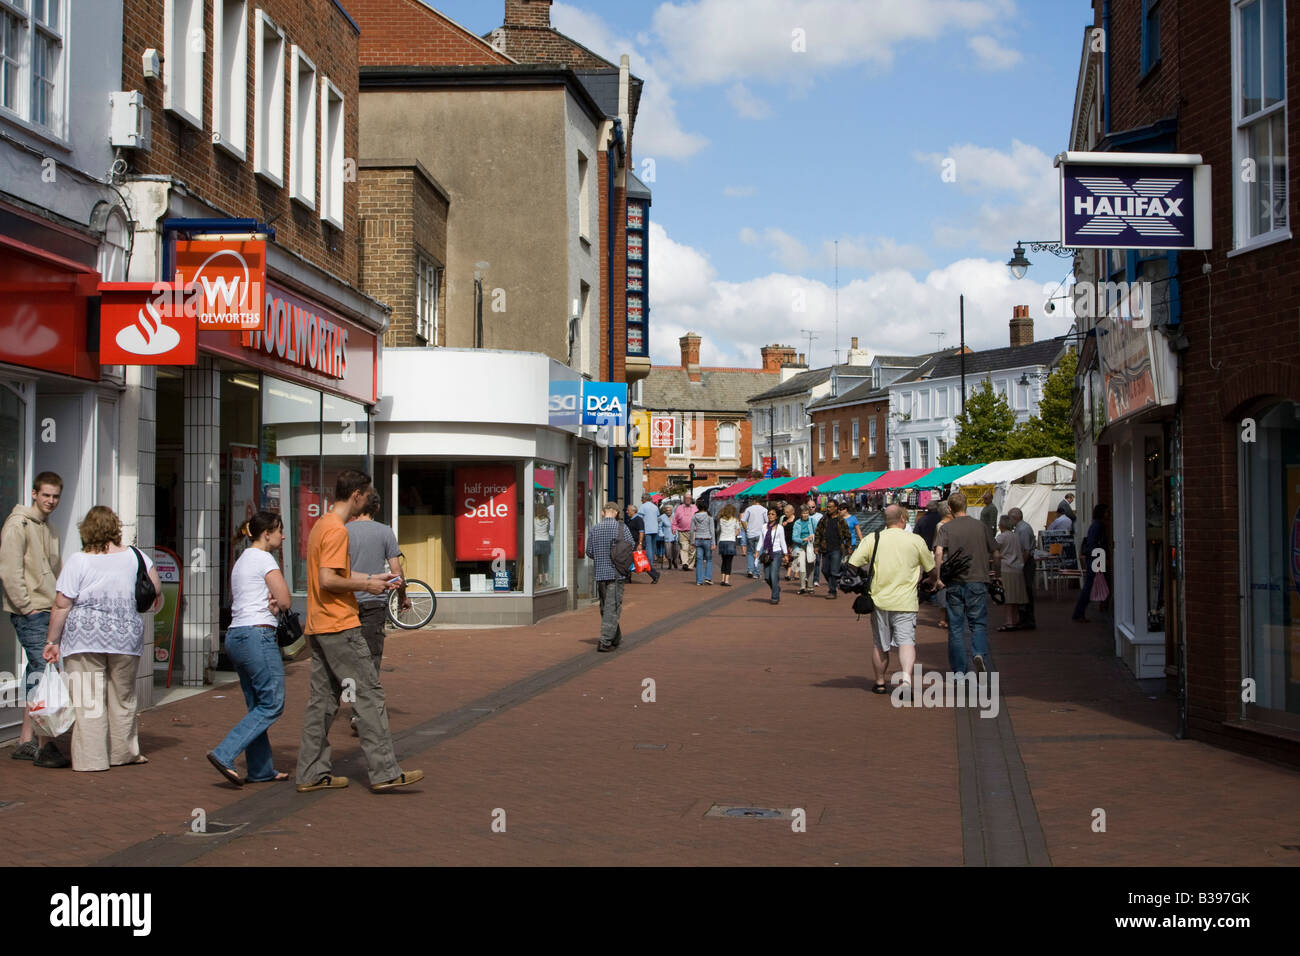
[814,471,884,493]
[900,464,985,488]
[737,477,787,496]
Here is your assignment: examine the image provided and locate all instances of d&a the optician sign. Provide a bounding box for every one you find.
[581,381,628,426]
[1055,151,1211,251]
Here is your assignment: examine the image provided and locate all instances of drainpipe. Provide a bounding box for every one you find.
[1102,0,1112,135]
[606,119,625,503]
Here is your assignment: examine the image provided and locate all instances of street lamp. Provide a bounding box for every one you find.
[1007,240,1075,280]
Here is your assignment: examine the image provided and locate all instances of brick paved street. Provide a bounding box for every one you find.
[2,569,1298,867]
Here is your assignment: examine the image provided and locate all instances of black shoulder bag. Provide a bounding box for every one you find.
[849,530,882,616]
[131,546,157,612]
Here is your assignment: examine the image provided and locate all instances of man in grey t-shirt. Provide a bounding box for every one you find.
[347,490,405,733]
[934,490,1000,674]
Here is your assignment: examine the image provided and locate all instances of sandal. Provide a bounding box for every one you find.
[247,770,291,782]
[206,751,244,787]
[871,682,890,694]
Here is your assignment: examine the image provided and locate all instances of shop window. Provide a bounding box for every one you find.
[254,11,285,185]
[259,376,319,591]
[164,0,203,130]
[289,45,317,208]
[1239,400,1300,724]
[319,77,344,228]
[212,0,248,159]
[397,463,524,594]
[1233,0,1287,246]
[533,464,564,590]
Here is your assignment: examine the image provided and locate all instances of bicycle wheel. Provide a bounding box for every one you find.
[388,579,436,629]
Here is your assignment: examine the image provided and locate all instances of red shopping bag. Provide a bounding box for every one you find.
[632,550,651,574]
[1090,572,1110,602]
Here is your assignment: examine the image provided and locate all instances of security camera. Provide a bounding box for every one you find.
[1044,300,1055,314]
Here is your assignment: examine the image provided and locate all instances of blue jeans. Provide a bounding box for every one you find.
[695,542,713,583]
[945,582,991,673]
[822,550,843,593]
[766,555,782,600]
[644,533,659,563]
[213,625,285,781]
[746,535,760,575]
[11,611,50,701]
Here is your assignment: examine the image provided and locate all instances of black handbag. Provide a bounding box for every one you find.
[131,546,157,612]
[845,530,881,613]
[988,579,1006,605]
[275,608,305,651]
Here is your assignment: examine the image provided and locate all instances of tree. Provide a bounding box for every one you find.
[1006,350,1077,461]
[939,378,1018,466]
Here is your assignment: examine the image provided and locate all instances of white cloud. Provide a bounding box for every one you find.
[726,82,773,119]
[915,139,1060,253]
[723,185,758,197]
[967,34,1023,70]
[740,228,931,273]
[652,224,1070,369]
[551,3,708,160]
[651,0,1012,86]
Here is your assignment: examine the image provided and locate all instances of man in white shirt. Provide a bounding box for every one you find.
[741,499,768,578]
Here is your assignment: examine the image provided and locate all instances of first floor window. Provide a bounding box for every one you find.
[671,414,684,456]
[832,422,840,459]
[900,440,911,469]
[818,424,825,460]
[1234,0,1288,244]
[717,422,737,460]
[869,418,877,456]
[416,257,440,344]
[851,419,859,457]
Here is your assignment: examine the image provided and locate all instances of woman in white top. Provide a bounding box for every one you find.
[533,502,552,586]
[43,506,162,771]
[759,507,790,604]
[207,511,292,786]
[715,504,741,586]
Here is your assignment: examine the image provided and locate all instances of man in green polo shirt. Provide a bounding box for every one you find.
[847,504,938,697]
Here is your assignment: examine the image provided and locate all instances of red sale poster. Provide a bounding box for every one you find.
[455,466,517,561]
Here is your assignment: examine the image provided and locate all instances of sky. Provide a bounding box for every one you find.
[425,0,1091,369]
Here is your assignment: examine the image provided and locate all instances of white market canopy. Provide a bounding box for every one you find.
[953,457,1076,488]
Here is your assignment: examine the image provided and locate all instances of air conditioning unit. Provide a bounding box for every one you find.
[109,91,151,150]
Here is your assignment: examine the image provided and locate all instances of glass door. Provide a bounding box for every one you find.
[0,381,28,732]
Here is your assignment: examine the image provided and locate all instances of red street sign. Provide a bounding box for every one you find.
[98,283,197,365]
[651,416,674,448]
[172,239,267,331]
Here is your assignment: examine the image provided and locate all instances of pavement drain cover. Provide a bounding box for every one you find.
[706,804,788,820]
[633,742,668,751]
[185,820,249,837]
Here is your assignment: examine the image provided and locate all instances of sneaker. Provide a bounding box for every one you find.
[597,642,614,652]
[296,775,349,793]
[11,739,37,761]
[371,769,424,793]
[974,655,986,674]
[34,742,70,769]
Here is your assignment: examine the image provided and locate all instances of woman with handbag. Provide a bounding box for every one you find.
[760,507,789,604]
[715,504,741,586]
[207,511,293,786]
[994,514,1027,631]
[42,506,162,771]
[792,505,815,594]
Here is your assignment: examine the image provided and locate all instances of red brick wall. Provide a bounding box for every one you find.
[1096,0,1300,762]
[641,413,754,491]
[350,0,512,66]
[810,400,889,475]
[595,156,628,382]
[122,0,360,283]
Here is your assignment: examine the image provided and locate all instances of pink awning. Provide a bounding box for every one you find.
[863,468,934,491]
[767,475,820,496]
[713,479,759,499]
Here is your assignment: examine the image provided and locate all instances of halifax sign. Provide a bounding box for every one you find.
[1056,152,1211,251]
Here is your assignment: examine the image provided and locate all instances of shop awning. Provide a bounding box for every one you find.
[863,468,934,491]
[951,457,1076,487]
[740,477,788,497]
[899,464,984,488]
[713,479,758,499]
[816,471,884,493]
[767,475,820,496]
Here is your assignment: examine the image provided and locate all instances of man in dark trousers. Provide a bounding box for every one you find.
[624,503,660,583]
[934,490,1001,674]
[347,489,407,736]
[587,502,635,651]
[1009,506,1037,630]
[813,498,853,600]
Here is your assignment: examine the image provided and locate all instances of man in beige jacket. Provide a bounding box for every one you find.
[0,471,68,766]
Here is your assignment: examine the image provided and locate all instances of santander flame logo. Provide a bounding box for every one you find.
[115,296,180,356]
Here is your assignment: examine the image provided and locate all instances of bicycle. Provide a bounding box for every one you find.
[386,578,436,629]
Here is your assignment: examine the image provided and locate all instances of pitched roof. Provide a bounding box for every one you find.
[746,364,873,403]
[642,367,778,413]
[925,338,1068,379]
[806,347,961,411]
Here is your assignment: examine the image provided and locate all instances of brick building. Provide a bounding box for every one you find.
[109,0,390,687]
[1065,0,1299,764]
[640,335,789,493]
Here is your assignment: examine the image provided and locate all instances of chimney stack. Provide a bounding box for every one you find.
[680,332,702,382]
[850,336,859,350]
[504,0,553,27]
[797,353,805,366]
[1010,304,1034,347]
[760,344,797,372]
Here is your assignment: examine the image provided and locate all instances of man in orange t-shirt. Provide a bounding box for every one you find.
[295,469,423,794]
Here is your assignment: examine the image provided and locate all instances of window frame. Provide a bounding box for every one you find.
[1231,0,1289,251]
[319,75,344,228]
[163,0,204,131]
[289,44,317,209]
[254,10,285,186]
[850,418,859,458]
[818,423,825,460]
[0,0,68,139]
[831,421,840,460]
[918,437,929,469]
[212,0,248,160]
[415,255,441,345]
[1140,0,1161,77]
[900,439,911,470]
[717,421,737,460]
[670,413,684,456]
[868,417,877,456]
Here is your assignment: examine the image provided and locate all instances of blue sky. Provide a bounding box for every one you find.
[427,0,1092,367]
